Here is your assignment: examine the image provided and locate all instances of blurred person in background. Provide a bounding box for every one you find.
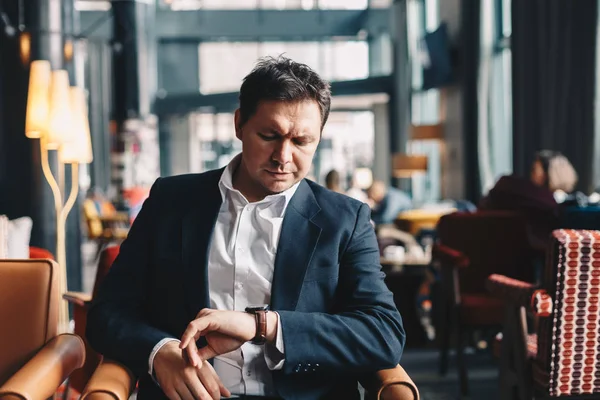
[366,180,413,225]
[480,150,578,251]
[324,169,343,193]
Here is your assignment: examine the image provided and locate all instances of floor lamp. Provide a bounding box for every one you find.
[25,60,93,332]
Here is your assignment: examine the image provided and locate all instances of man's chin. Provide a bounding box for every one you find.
[263,181,295,195]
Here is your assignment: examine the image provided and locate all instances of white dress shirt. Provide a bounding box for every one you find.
[149,154,299,396]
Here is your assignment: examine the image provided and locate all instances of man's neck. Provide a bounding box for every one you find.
[232,159,267,203]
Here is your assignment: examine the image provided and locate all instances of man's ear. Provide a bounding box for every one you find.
[234,109,243,140]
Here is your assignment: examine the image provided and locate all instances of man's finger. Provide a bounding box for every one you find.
[197,345,218,362]
[174,382,195,400]
[185,339,203,368]
[184,368,213,400]
[203,361,231,398]
[180,320,207,348]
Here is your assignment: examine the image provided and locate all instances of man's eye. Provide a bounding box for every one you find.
[258,133,277,140]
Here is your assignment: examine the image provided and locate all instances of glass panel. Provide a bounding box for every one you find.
[324,41,369,80]
[200,41,368,94]
[318,0,368,9]
[260,0,305,9]
[369,0,392,8]
[197,0,258,8]
[317,111,374,186]
[75,0,111,10]
[199,42,259,93]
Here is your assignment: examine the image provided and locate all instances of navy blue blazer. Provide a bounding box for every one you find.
[87,168,405,400]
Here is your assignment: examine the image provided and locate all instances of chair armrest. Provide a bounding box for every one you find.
[0,334,85,399]
[360,365,420,400]
[63,291,92,307]
[81,360,136,400]
[432,244,469,269]
[486,274,536,308]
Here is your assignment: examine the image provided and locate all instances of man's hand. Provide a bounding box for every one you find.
[180,309,254,367]
[179,309,279,367]
[153,341,231,400]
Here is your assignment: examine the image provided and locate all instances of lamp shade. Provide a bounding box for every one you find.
[25,60,51,138]
[411,124,444,140]
[392,154,428,178]
[60,87,93,164]
[47,70,74,149]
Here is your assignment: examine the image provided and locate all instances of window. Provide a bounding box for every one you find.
[199,41,369,94]
[478,0,512,194]
[406,0,442,204]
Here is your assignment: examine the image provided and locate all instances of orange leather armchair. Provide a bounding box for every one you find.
[80,360,419,400]
[0,259,85,399]
[63,246,120,394]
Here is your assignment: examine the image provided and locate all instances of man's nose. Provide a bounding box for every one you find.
[272,140,293,165]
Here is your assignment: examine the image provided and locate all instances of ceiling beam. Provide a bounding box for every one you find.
[80,8,391,42]
[154,75,393,115]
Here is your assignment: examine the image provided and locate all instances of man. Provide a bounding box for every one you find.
[366,180,412,225]
[87,56,405,400]
[323,169,343,193]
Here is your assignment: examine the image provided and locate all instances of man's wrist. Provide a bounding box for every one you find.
[266,311,278,344]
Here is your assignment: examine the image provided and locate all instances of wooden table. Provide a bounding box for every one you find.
[394,209,455,236]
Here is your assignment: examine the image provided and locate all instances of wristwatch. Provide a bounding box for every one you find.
[245,305,270,345]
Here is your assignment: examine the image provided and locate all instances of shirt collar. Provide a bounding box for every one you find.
[218,153,301,217]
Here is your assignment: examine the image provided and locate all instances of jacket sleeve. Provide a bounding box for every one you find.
[86,179,177,378]
[277,203,405,375]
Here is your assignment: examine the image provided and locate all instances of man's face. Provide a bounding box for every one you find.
[235,100,322,200]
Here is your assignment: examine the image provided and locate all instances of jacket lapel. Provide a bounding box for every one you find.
[271,180,322,311]
[182,169,223,318]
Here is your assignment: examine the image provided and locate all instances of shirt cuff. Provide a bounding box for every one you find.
[264,311,285,370]
[148,338,181,379]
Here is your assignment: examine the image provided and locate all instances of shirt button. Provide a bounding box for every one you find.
[235,282,243,290]
[237,247,245,253]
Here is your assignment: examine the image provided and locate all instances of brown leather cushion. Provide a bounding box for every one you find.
[0,259,58,384]
[459,294,504,325]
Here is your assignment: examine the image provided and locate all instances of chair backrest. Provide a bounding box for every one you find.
[535,229,600,397]
[83,199,104,239]
[0,259,59,384]
[437,211,535,294]
[29,246,55,260]
[92,245,120,299]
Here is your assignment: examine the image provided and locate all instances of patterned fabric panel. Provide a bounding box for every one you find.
[486,273,536,307]
[546,229,600,397]
[527,333,538,359]
[0,215,8,258]
[532,289,553,317]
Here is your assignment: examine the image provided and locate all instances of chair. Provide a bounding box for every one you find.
[83,198,129,259]
[80,359,419,400]
[487,229,600,399]
[433,211,536,396]
[0,259,85,398]
[63,245,120,395]
[28,246,54,260]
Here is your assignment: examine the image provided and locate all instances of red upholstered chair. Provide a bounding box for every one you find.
[487,229,600,399]
[433,211,536,396]
[29,246,55,260]
[63,245,120,396]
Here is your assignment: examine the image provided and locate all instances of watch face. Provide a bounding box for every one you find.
[245,305,270,312]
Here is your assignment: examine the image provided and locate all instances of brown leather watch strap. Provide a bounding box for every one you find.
[253,310,268,345]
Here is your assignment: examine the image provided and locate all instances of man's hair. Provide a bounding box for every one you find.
[238,56,331,130]
[325,169,341,190]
